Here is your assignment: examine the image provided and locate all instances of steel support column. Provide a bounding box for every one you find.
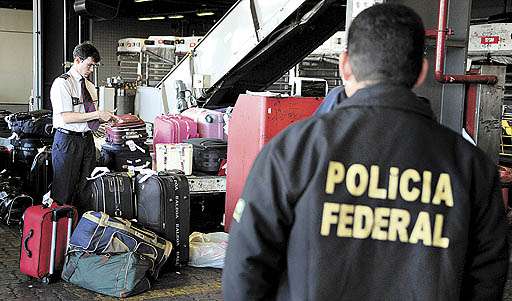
[465,65,506,164]
[394,0,473,132]
[345,0,474,132]
[35,0,89,109]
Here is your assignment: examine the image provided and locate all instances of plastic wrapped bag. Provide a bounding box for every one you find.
[189,232,229,269]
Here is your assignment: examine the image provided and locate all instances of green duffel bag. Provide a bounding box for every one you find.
[62,251,152,298]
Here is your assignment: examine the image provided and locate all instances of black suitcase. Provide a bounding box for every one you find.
[11,138,53,190]
[183,138,227,174]
[135,172,190,267]
[0,193,34,226]
[11,138,53,165]
[99,143,152,172]
[0,146,11,172]
[28,147,52,202]
[81,172,136,220]
[0,171,31,226]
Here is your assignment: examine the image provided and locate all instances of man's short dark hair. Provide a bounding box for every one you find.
[73,42,101,63]
[347,4,425,88]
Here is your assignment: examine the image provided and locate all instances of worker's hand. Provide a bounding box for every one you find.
[97,111,114,122]
[110,114,122,122]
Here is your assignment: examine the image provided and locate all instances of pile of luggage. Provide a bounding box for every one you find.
[19,164,190,297]
[0,110,54,213]
[20,203,173,297]
[98,114,151,172]
[14,108,232,297]
[153,107,228,176]
[80,167,190,266]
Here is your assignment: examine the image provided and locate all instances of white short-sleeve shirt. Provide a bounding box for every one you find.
[50,67,98,132]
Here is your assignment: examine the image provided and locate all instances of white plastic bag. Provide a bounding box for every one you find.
[189,232,229,269]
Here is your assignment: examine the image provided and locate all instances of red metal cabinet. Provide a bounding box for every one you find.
[224,94,322,231]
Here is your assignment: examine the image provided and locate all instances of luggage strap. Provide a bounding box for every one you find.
[125,140,146,153]
[30,146,48,171]
[83,212,172,255]
[138,169,157,183]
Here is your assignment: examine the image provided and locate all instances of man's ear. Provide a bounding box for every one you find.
[73,57,81,65]
[414,58,429,88]
[339,51,353,82]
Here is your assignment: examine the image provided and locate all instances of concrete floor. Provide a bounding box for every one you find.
[1,224,222,300]
[3,221,512,300]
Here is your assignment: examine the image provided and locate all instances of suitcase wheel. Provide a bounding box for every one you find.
[41,276,50,285]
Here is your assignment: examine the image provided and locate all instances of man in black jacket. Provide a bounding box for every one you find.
[223,3,509,300]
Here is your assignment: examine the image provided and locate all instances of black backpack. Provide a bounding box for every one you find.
[6,110,53,139]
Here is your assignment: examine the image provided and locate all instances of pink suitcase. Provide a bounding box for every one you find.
[153,115,199,146]
[180,108,225,140]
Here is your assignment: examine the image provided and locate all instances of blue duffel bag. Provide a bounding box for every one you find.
[68,211,172,278]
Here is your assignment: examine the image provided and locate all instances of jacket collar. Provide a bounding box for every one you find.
[336,83,435,120]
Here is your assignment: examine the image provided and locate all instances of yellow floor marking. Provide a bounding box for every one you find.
[93,280,222,301]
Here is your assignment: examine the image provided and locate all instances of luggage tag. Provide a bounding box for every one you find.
[42,190,53,208]
[7,132,17,140]
[125,140,146,153]
[218,159,227,176]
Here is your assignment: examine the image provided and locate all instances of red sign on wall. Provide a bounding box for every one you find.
[480,36,500,45]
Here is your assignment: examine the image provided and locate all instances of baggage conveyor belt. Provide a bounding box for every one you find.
[188,175,226,194]
[0,223,223,300]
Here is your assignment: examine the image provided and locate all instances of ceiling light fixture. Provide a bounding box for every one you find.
[196,10,215,17]
[168,14,185,19]
[134,0,153,3]
[138,16,165,21]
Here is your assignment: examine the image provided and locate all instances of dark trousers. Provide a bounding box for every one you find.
[51,131,96,205]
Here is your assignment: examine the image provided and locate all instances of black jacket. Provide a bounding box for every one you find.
[314,85,347,116]
[223,83,509,301]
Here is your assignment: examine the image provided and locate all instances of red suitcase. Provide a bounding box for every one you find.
[153,114,198,146]
[180,108,225,140]
[224,95,322,231]
[106,114,147,144]
[20,203,76,283]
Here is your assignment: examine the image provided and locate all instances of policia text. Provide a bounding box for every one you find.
[321,161,452,249]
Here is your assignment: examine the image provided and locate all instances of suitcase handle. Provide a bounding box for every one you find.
[52,207,75,221]
[87,167,111,180]
[23,229,33,258]
[122,133,142,139]
[199,140,227,149]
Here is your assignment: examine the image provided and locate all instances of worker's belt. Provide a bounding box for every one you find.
[57,128,92,137]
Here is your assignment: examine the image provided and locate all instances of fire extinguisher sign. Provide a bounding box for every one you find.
[480,36,500,45]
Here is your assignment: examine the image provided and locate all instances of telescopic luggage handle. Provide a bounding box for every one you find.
[48,206,75,280]
[51,207,75,221]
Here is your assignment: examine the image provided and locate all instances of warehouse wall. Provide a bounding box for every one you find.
[91,17,213,86]
[0,8,32,111]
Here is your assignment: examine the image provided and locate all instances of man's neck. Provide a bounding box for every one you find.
[344,80,380,97]
[70,65,85,79]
